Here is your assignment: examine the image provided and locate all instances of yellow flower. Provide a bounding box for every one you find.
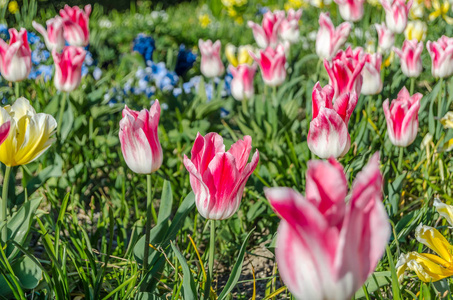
[8,0,18,14]
[396,224,453,282]
[225,44,254,67]
[429,0,453,24]
[404,21,427,41]
[410,0,425,19]
[383,51,395,68]
[198,14,211,28]
[0,98,57,167]
[285,0,308,10]
[441,111,453,129]
[367,0,381,7]
[434,199,453,225]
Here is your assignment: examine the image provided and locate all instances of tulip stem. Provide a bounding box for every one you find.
[57,92,68,137]
[143,174,153,274]
[397,147,404,172]
[410,77,415,95]
[205,219,216,299]
[438,78,444,119]
[1,166,11,244]
[14,82,19,100]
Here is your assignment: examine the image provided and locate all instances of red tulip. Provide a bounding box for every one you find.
[249,44,286,87]
[52,46,86,92]
[0,28,31,82]
[60,4,91,47]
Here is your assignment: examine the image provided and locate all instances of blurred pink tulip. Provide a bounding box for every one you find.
[279,9,303,44]
[308,82,358,158]
[0,121,10,146]
[324,47,365,99]
[393,39,423,77]
[198,39,225,78]
[32,17,65,52]
[381,0,412,34]
[248,11,285,48]
[184,133,259,220]
[249,44,286,87]
[0,28,31,82]
[229,64,257,101]
[119,101,163,174]
[426,36,453,78]
[60,4,91,47]
[265,153,389,300]
[316,12,352,60]
[333,0,365,22]
[375,23,395,52]
[52,46,86,92]
[383,87,421,147]
[360,50,383,95]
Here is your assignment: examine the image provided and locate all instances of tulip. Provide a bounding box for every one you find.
[119,101,163,174]
[433,198,453,226]
[375,23,395,52]
[183,133,259,220]
[59,4,91,47]
[0,98,57,167]
[426,36,453,78]
[52,46,86,92]
[333,0,366,22]
[198,39,225,78]
[265,153,390,300]
[393,39,423,77]
[383,87,422,147]
[308,82,358,158]
[32,17,65,52]
[316,12,352,60]
[0,28,31,82]
[381,0,412,34]
[324,47,365,98]
[278,9,303,44]
[249,44,286,87]
[404,20,427,42]
[229,64,256,101]
[225,44,254,67]
[248,11,285,48]
[361,51,383,95]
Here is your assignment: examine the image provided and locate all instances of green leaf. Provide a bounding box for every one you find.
[171,242,197,300]
[157,180,173,225]
[355,272,391,298]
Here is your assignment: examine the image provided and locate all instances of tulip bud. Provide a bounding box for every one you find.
[248,11,285,48]
[278,9,302,44]
[198,39,225,78]
[52,46,86,92]
[375,23,395,52]
[0,28,32,82]
[32,17,65,52]
[308,82,358,158]
[333,0,366,22]
[249,44,286,87]
[229,64,257,101]
[383,87,422,147]
[426,36,453,78]
[404,20,427,42]
[183,133,259,220]
[316,12,352,60]
[381,0,412,34]
[265,153,390,300]
[119,101,163,174]
[361,51,383,95]
[393,39,423,78]
[60,4,91,47]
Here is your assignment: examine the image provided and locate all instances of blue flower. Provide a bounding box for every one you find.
[31,49,50,65]
[28,65,53,81]
[85,51,94,66]
[0,24,9,40]
[133,33,155,62]
[220,107,230,118]
[27,31,41,45]
[173,87,182,97]
[81,64,89,77]
[175,44,197,76]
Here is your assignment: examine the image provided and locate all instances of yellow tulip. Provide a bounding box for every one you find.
[397,224,453,282]
[404,21,427,42]
[429,0,453,24]
[441,111,453,129]
[410,0,425,19]
[0,97,57,167]
[225,44,254,67]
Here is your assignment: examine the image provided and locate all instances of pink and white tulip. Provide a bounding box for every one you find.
[308,82,358,158]
[32,17,65,52]
[333,0,366,22]
[324,47,365,98]
[248,11,285,48]
[265,153,390,300]
[279,9,303,44]
[360,50,383,95]
[383,87,421,147]
[375,23,395,52]
[250,44,286,87]
[52,46,86,92]
[393,39,423,77]
[316,12,352,60]
[0,28,31,82]
[426,36,453,78]
[59,4,91,47]
[183,133,259,220]
[229,64,257,101]
[119,101,163,174]
[381,0,412,34]
[198,39,225,78]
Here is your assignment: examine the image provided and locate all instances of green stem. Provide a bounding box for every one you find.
[272,86,277,107]
[397,147,404,172]
[438,78,444,118]
[14,82,19,100]
[143,174,153,274]
[57,92,68,137]
[1,166,11,244]
[410,77,415,95]
[241,97,248,117]
[205,219,216,299]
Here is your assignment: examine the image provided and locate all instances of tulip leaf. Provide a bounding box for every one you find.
[218,228,254,300]
[171,241,197,300]
[0,255,42,296]
[355,271,391,298]
[60,100,74,142]
[157,180,173,225]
